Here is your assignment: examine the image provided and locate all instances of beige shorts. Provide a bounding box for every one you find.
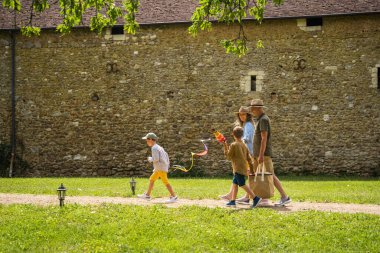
[253,156,274,174]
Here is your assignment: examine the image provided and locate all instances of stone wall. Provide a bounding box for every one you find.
[0,14,379,177]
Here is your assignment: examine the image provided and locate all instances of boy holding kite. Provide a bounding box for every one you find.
[223,126,262,208]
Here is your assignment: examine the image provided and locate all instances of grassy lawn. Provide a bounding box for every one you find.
[0,176,379,204]
[1,177,379,252]
[0,204,379,253]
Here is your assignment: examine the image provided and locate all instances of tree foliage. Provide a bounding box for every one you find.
[189,0,284,56]
[2,0,284,56]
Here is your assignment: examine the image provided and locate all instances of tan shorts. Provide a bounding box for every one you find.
[149,171,170,185]
[253,156,274,174]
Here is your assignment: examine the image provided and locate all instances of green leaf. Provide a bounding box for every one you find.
[33,0,49,12]
[273,0,284,6]
[220,38,248,57]
[256,39,264,49]
[2,0,21,11]
[20,26,41,37]
[56,24,71,34]
[90,14,110,34]
[122,0,140,34]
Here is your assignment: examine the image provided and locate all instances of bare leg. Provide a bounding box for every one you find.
[231,184,238,201]
[165,184,176,197]
[240,185,256,199]
[273,174,287,199]
[229,185,250,199]
[223,184,234,198]
[146,181,155,196]
[244,170,251,198]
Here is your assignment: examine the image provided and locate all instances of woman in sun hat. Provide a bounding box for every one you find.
[235,106,255,156]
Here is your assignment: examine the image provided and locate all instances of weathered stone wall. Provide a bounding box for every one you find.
[0,14,379,177]
[0,33,11,150]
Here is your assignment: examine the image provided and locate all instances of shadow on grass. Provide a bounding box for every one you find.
[173,175,380,182]
[275,175,380,182]
[221,203,293,213]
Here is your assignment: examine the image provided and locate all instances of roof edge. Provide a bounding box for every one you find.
[1,11,379,31]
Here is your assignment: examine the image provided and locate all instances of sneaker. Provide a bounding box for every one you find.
[258,199,270,206]
[137,193,151,200]
[167,195,178,203]
[226,200,236,207]
[236,197,250,205]
[219,194,231,201]
[251,196,262,208]
[274,197,291,206]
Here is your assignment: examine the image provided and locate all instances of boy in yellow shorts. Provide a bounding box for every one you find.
[137,133,178,202]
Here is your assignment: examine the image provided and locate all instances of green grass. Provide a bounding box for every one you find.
[1,177,379,252]
[0,176,379,204]
[0,204,379,253]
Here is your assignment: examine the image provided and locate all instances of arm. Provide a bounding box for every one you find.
[243,122,254,145]
[258,131,267,163]
[247,151,255,175]
[224,141,234,160]
[151,147,160,163]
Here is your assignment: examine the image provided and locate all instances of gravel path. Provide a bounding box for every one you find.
[1,193,379,215]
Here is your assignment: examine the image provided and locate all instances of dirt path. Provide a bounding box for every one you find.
[0,193,379,215]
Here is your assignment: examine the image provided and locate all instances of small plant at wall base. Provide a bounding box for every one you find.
[0,143,30,177]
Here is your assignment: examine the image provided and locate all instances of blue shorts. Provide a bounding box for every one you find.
[232,173,246,187]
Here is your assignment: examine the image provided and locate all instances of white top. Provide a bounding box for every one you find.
[151,143,170,172]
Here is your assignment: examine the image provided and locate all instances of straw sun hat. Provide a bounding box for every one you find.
[235,106,252,116]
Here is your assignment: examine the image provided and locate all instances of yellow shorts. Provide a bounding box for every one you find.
[253,156,274,174]
[149,171,170,185]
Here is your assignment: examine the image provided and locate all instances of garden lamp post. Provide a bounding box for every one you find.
[57,183,67,207]
[130,177,136,195]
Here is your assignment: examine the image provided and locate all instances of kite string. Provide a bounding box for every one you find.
[171,152,195,172]
[171,141,209,173]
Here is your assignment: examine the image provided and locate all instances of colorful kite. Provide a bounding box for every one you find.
[212,129,226,143]
[171,139,210,173]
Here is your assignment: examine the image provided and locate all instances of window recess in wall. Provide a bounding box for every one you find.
[105,26,125,40]
[371,65,380,89]
[297,17,323,31]
[251,76,257,91]
[306,17,323,27]
[111,26,124,35]
[241,71,264,93]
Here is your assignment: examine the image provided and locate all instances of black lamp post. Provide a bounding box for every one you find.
[130,177,136,195]
[57,183,67,207]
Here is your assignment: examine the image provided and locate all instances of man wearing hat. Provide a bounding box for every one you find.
[250,99,291,206]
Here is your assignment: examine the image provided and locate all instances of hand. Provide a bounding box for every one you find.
[147,157,153,163]
[258,154,264,164]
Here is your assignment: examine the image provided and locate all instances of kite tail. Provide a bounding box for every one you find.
[171,153,195,172]
[170,141,208,173]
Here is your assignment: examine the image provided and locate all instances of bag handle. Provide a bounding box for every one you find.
[254,162,266,182]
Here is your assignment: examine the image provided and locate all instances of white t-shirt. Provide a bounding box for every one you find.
[151,144,170,172]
